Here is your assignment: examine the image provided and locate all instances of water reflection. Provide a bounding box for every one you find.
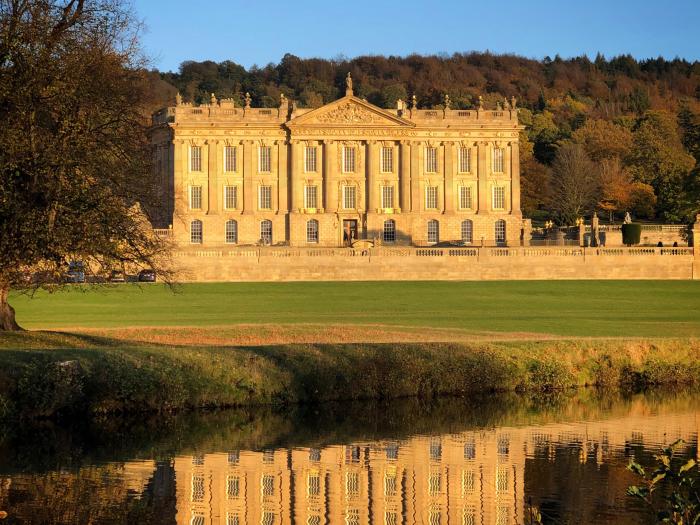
[0,390,698,524]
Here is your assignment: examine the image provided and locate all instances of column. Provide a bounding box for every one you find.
[410,141,421,212]
[207,139,218,214]
[243,140,254,214]
[444,141,454,213]
[400,141,411,212]
[323,140,335,212]
[277,140,288,214]
[290,140,303,212]
[173,140,185,225]
[366,140,378,213]
[510,141,521,215]
[477,141,489,214]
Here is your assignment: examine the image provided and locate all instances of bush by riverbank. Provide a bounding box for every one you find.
[0,331,698,419]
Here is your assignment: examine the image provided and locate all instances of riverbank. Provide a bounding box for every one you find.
[0,330,698,419]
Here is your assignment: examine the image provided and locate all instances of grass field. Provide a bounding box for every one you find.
[8,280,700,339]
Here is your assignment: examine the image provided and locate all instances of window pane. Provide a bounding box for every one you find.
[224,146,237,172]
[343,186,356,209]
[259,186,272,209]
[224,186,237,209]
[426,186,438,209]
[190,220,202,244]
[461,220,473,244]
[261,220,273,244]
[383,220,396,243]
[190,186,202,210]
[225,220,238,244]
[495,220,506,243]
[305,146,317,172]
[259,146,272,172]
[493,148,504,173]
[306,220,319,243]
[493,186,505,209]
[305,186,318,208]
[427,220,439,243]
[382,186,394,208]
[460,186,472,209]
[381,147,393,172]
[425,147,437,173]
[190,146,201,172]
[459,147,471,172]
[343,146,356,173]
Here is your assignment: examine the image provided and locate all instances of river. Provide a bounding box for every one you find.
[0,389,698,524]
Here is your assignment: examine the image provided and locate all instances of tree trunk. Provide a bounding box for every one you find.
[0,284,22,331]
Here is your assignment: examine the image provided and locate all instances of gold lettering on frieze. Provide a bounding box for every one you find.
[293,128,418,137]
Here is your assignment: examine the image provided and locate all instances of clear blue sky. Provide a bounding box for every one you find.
[132,0,700,73]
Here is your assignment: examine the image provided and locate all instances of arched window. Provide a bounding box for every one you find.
[427,220,439,244]
[461,220,473,244]
[190,220,202,244]
[225,220,238,244]
[383,219,396,243]
[306,219,319,243]
[495,219,506,245]
[260,220,273,245]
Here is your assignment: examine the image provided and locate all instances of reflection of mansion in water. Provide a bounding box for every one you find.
[174,411,700,525]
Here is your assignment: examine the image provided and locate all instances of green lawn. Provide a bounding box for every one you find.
[8,280,700,338]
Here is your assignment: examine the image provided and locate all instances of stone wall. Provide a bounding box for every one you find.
[171,246,698,282]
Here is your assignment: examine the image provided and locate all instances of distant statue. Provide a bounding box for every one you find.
[624,211,632,224]
[496,101,502,110]
[444,94,451,110]
[411,94,418,110]
[280,93,287,108]
[503,97,511,110]
[345,72,353,96]
[244,92,252,109]
[592,212,600,247]
[396,98,405,112]
[175,92,182,106]
[210,93,217,105]
[511,96,517,109]
[478,95,484,111]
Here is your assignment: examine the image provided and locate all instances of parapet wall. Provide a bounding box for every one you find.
[172,246,698,282]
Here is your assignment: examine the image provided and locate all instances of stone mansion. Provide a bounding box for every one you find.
[150,75,524,248]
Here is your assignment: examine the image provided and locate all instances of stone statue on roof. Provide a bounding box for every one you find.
[345,72,353,96]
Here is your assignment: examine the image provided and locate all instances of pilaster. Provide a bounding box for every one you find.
[444,141,454,213]
[243,140,254,214]
[477,141,489,214]
[510,141,521,215]
[277,140,288,214]
[366,140,378,213]
[324,140,337,212]
[410,141,421,212]
[206,139,219,214]
[290,140,303,213]
[400,141,411,212]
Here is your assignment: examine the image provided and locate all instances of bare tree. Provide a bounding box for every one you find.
[0,0,171,330]
[548,143,602,225]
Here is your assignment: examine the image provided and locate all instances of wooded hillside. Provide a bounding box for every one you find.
[150,52,700,224]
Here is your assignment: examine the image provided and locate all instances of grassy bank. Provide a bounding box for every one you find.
[10,280,700,337]
[0,331,698,419]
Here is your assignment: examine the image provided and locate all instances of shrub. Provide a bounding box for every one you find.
[622,223,642,246]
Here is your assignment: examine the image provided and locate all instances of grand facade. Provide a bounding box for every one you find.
[150,77,524,248]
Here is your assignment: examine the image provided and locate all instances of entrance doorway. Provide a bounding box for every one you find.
[343,220,358,245]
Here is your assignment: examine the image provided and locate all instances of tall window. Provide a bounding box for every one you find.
[304,185,318,209]
[381,146,394,172]
[190,220,202,244]
[260,220,272,244]
[224,185,237,209]
[259,185,272,210]
[190,145,202,172]
[343,146,356,173]
[425,186,438,209]
[495,219,506,244]
[459,186,472,209]
[461,220,473,244]
[383,220,396,243]
[343,186,356,209]
[459,147,471,172]
[225,220,238,244]
[224,146,237,172]
[190,186,202,210]
[306,219,319,243]
[425,146,438,173]
[259,145,272,172]
[427,220,439,244]
[492,147,504,173]
[226,475,240,499]
[304,146,317,172]
[382,186,394,209]
[492,186,505,210]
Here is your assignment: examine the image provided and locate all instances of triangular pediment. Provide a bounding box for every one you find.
[287,96,414,127]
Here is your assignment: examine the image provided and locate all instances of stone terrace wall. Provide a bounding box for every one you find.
[172,246,698,282]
